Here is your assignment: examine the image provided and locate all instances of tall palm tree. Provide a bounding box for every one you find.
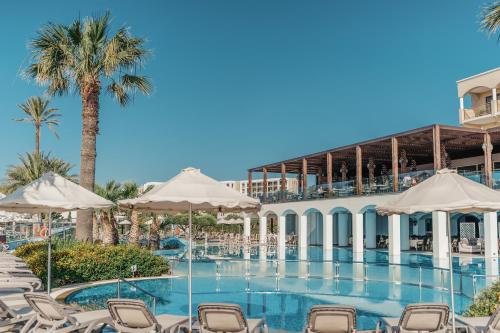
[95,180,122,245]
[2,152,76,193]
[121,182,140,245]
[481,2,500,38]
[27,13,152,242]
[14,97,61,154]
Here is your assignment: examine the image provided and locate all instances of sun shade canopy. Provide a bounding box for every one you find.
[0,172,114,213]
[118,167,261,213]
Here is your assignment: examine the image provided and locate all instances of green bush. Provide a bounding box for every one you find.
[464,280,500,317]
[15,241,169,289]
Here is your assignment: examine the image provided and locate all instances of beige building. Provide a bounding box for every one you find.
[458,67,500,129]
[221,178,299,198]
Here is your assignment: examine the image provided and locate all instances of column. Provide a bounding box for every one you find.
[391,137,399,192]
[247,171,253,197]
[484,212,499,259]
[433,125,441,170]
[338,213,348,247]
[326,152,333,194]
[280,163,286,199]
[278,215,286,260]
[243,216,251,244]
[493,88,498,115]
[400,214,410,251]
[356,146,363,195]
[459,97,465,123]
[484,133,493,187]
[352,213,364,261]
[302,158,308,197]
[298,214,308,260]
[432,211,448,261]
[263,168,268,197]
[388,215,401,261]
[365,211,377,249]
[259,216,267,245]
[484,212,500,280]
[323,214,333,254]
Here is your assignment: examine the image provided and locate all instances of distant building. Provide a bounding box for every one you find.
[140,182,163,194]
[220,178,299,198]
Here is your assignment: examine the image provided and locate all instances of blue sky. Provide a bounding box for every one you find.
[0,1,499,185]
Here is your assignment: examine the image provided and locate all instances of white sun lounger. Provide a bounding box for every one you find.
[196,303,268,333]
[456,307,500,333]
[377,303,450,333]
[107,298,190,333]
[20,292,113,333]
[304,305,366,333]
[0,299,34,333]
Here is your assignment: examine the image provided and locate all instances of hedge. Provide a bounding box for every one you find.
[464,280,500,317]
[15,241,169,288]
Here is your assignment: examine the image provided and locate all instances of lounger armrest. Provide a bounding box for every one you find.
[249,318,267,333]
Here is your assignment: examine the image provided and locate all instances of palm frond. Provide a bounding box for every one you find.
[107,80,129,106]
[481,2,500,41]
[1,152,76,193]
[121,74,152,95]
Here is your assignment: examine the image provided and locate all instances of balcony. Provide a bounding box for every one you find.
[461,101,499,126]
[258,170,436,204]
[257,169,500,204]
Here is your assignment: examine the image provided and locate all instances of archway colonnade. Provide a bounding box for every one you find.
[242,195,499,270]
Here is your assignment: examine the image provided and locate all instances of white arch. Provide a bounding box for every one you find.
[358,204,376,214]
[329,206,352,215]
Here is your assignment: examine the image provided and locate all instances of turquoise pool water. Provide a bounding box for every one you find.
[66,245,490,332]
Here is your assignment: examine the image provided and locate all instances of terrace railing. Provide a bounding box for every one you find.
[257,168,498,204]
[170,257,484,300]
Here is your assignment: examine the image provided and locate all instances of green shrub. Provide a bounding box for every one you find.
[15,241,169,289]
[464,280,500,317]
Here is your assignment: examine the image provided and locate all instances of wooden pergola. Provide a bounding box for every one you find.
[248,124,495,197]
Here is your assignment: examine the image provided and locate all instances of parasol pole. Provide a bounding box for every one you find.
[446,211,456,332]
[47,210,52,294]
[188,203,193,332]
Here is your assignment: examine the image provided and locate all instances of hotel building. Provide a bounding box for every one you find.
[243,67,500,270]
[221,178,299,198]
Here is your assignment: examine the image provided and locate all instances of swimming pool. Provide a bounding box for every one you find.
[65,245,489,331]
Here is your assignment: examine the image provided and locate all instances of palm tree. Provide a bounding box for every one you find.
[149,214,160,250]
[481,2,500,38]
[95,180,122,245]
[27,13,152,242]
[2,152,76,193]
[14,97,60,154]
[121,182,140,245]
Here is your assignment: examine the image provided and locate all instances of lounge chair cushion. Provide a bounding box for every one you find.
[107,298,158,329]
[307,305,356,333]
[399,303,449,332]
[198,303,247,333]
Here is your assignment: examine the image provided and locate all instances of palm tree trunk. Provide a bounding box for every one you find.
[92,213,100,242]
[128,209,141,246]
[35,125,40,155]
[76,79,100,242]
[102,211,118,246]
[149,215,160,250]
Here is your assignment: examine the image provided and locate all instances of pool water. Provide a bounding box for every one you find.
[66,246,488,332]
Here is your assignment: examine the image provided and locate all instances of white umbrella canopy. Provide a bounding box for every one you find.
[376,168,500,332]
[0,172,114,213]
[118,167,260,332]
[377,168,500,215]
[0,172,113,294]
[118,167,260,213]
